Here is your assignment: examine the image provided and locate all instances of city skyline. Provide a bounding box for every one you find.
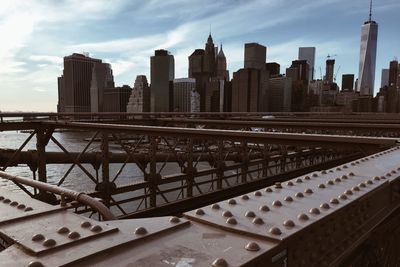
[0,0,399,111]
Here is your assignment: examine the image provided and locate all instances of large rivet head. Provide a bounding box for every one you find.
[68,231,80,239]
[196,209,205,215]
[312,173,318,177]
[330,198,339,205]
[254,191,262,197]
[359,183,366,188]
[341,175,348,180]
[228,199,237,205]
[309,208,320,215]
[297,213,309,221]
[321,170,327,174]
[272,200,282,207]
[287,181,294,186]
[28,261,44,267]
[327,180,334,185]
[304,176,311,180]
[169,216,180,223]
[339,194,348,200]
[134,227,148,235]
[259,205,270,212]
[42,238,56,247]
[25,207,33,212]
[343,165,348,168]
[0,196,3,201]
[349,172,355,176]
[296,178,303,183]
[335,178,341,183]
[32,234,45,242]
[241,195,249,200]
[245,211,256,218]
[295,192,304,198]
[386,173,392,177]
[211,203,220,210]
[57,227,69,234]
[252,217,264,225]
[17,204,26,209]
[10,201,18,206]
[304,189,313,194]
[283,220,295,227]
[318,184,326,189]
[366,180,373,185]
[284,196,293,202]
[212,258,228,267]
[226,217,237,225]
[269,227,282,235]
[245,242,260,252]
[320,203,330,209]
[275,182,282,189]
[222,211,233,218]
[352,186,360,192]
[374,176,380,181]
[265,188,273,193]
[90,225,103,233]
[81,221,91,228]
[345,190,353,195]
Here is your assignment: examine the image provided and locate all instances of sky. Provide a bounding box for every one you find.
[0,0,399,112]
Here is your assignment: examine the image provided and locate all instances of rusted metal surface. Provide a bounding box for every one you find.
[1,146,400,266]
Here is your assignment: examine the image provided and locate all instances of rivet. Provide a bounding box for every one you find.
[321,170,327,174]
[265,188,273,193]
[68,231,80,239]
[272,200,282,207]
[196,209,205,215]
[284,196,293,202]
[42,238,56,247]
[259,205,270,212]
[297,213,309,221]
[245,242,260,252]
[211,203,220,210]
[397,167,400,171]
[3,199,11,204]
[304,189,313,194]
[335,178,341,183]
[228,199,237,205]
[287,181,294,186]
[309,208,320,215]
[392,170,397,174]
[339,194,348,200]
[17,204,26,209]
[295,192,304,198]
[254,191,262,196]
[343,165,348,168]
[222,211,233,217]
[32,234,45,242]
[351,162,356,166]
[341,175,348,180]
[304,176,311,180]
[269,227,282,235]
[366,180,373,185]
[25,207,33,212]
[57,227,69,234]
[134,227,147,235]
[380,176,386,180]
[356,161,360,164]
[318,184,326,189]
[81,221,91,228]
[359,183,366,188]
[245,211,256,218]
[330,198,339,205]
[0,196,3,201]
[212,258,228,267]
[336,167,341,171]
[10,201,18,206]
[345,190,353,195]
[226,217,237,225]
[352,186,360,191]
[386,173,392,177]
[327,180,334,185]
[90,225,102,232]
[241,195,249,200]
[296,178,303,183]
[373,176,380,181]
[283,220,295,227]
[349,172,355,176]
[169,216,180,223]
[252,217,264,225]
[28,261,44,267]
[312,173,318,177]
[320,203,330,209]
[275,182,282,189]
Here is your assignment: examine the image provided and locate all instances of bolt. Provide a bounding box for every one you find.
[222,211,233,218]
[57,227,69,234]
[312,173,318,177]
[335,178,341,183]
[269,227,282,235]
[252,217,264,225]
[211,203,220,210]
[336,167,341,171]
[304,176,311,180]
[327,180,334,185]
[349,172,355,176]
[134,227,147,235]
[241,195,249,200]
[32,234,45,242]
[339,194,348,200]
[297,213,309,221]
[352,186,360,192]
[359,183,366,188]
[366,180,373,185]
[272,200,282,207]
[90,225,102,233]
[212,258,228,267]
[226,217,237,225]
[259,205,270,212]
[81,221,91,228]
[321,170,327,174]
[245,211,256,218]
[196,209,205,215]
[68,231,80,239]
[42,238,56,247]
[169,216,180,223]
[228,199,237,205]
[341,175,348,180]
[283,220,295,227]
[345,190,353,195]
[245,241,260,252]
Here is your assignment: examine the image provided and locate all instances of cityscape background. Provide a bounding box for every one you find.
[0,0,399,111]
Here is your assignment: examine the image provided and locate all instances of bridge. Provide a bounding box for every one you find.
[0,112,400,266]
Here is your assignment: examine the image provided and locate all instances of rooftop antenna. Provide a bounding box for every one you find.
[369,0,373,22]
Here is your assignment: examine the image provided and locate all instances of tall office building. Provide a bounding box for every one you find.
[171,78,196,112]
[244,43,266,70]
[57,53,113,113]
[357,0,378,96]
[216,45,229,80]
[341,74,355,91]
[150,49,174,112]
[381,69,389,88]
[298,47,316,81]
[325,59,335,83]
[265,63,280,77]
[268,77,292,112]
[389,60,398,87]
[204,34,217,76]
[126,75,150,113]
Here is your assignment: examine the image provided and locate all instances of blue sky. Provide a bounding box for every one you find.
[0,0,399,111]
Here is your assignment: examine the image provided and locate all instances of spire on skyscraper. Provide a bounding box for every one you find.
[217,44,225,58]
[369,0,373,22]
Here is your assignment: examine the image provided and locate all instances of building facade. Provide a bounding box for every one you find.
[298,47,316,81]
[244,43,266,70]
[171,78,196,112]
[126,75,150,113]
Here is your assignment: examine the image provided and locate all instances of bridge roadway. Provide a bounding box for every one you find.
[1,146,400,266]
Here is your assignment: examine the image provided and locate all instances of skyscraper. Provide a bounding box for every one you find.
[298,47,316,81]
[381,69,389,88]
[126,75,150,113]
[389,60,398,87]
[357,0,378,96]
[325,59,335,83]
[244,43,266,70]
[150,49,174,112]
[216,44,229,80]
[341,74,355,91]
